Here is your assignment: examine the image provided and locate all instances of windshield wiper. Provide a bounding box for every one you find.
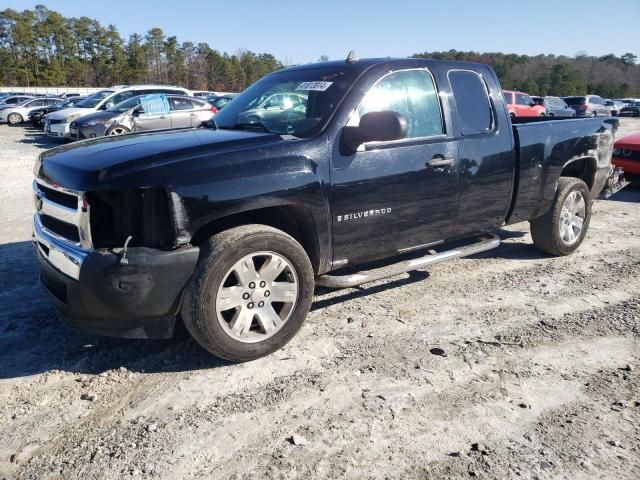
[229,122,272,134]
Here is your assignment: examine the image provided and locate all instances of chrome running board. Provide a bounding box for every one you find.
[316,233,501,289]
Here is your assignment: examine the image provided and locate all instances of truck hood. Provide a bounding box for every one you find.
[47,107,95,121]
[37,128,283,190]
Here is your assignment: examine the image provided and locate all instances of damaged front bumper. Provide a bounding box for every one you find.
[33,215,199,339]
[599,167,629,199]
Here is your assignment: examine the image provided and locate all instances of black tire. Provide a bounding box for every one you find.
[530,177,592,256]
[181,224,314,362]
[8,113,22,125]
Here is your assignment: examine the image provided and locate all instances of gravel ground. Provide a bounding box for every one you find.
[1,120,639,480]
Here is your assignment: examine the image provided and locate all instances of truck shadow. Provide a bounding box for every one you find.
[0,229,555,379]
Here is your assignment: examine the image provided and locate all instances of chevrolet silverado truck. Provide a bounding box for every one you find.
[33,57,621,361]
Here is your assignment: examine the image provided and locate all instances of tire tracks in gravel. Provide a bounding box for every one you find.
[3,172,639,480]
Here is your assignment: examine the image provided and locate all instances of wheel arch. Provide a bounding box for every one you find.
[190,204,323,274]
[560,156,597,191]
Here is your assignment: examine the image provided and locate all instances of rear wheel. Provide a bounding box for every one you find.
[106,125,130,136]
[182,225,314,362]
[530,177,591,256]
[590,112,597,118]
[7,113,22,125]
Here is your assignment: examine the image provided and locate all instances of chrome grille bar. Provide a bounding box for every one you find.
[33,178,93,250]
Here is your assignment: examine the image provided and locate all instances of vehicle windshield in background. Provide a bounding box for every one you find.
[212,67,358,137]
[564,97,586,105]
[212,97,233,109]
[74,90,113,108]
[108,96,142,112]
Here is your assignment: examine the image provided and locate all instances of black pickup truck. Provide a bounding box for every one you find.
[33,57,621,361]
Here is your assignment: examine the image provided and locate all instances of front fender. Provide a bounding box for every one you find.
[169,153,332,272]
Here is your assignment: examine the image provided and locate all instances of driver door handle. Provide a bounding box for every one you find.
[426,156,454,168]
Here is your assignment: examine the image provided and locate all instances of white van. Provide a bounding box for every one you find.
[45,85,192,138]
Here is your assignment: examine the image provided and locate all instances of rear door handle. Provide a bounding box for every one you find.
[427,156,454,168]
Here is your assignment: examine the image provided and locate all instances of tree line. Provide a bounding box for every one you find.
[0,5,281,91]
[1,5,639,98]
[413,50,640,98]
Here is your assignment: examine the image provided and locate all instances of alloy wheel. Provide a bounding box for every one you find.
[215,251,299,343]
[559,190,586,246]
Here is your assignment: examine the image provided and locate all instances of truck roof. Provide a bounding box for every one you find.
[279,57,490,74]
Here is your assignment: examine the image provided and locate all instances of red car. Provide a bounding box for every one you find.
[612,133,640,176]
[503,90,546,117]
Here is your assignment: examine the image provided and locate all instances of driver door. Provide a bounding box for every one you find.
[331,69,460,265]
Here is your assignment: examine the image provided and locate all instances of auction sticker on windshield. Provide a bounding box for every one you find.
[296,81,333,91]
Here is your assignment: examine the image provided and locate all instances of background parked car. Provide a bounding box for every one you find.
[612,133,640,180]
[0,97,60,125]
[207,93,238,113]
[503,90,546,117]
[29,96,87,127]
[0,94,33,107]
[237,92,307,124]
[45,84,192,139]
[619,102,640,117]
[193,90,216,98]
[563,95,611,117]
[531,96,575,117]
[69,94,215,139]
[604,99,625,116]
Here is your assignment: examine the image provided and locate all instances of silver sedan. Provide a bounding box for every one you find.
[0,97,61,125]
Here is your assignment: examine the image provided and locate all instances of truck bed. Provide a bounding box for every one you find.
[506,116,618,225]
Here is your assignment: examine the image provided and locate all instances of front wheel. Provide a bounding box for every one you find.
[181,225,314,362]
[8,113,22,125]
[530,177,591,256]
[106,125,130,136]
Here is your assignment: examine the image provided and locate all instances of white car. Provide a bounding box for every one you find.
[44,85,192,139]
[0,97,60,125]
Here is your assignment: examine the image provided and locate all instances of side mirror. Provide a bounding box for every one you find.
[132,109,141,117]
[342,111,408,152]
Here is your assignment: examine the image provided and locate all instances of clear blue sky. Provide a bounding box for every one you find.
[5,0,640,64]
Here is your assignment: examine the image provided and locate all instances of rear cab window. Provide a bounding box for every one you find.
[448,70,494,135]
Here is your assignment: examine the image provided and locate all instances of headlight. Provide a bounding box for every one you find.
[613,148,621,156]
[84,119,106,127]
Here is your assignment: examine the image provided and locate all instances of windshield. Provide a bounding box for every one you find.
[108,96,142,112]
[74,90,114,108]
[564,97,586,105]
[213,66,358,137]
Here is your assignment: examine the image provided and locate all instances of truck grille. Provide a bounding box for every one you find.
[33,179,92,249]
[40,214,81,243]
[37,183,78,209]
